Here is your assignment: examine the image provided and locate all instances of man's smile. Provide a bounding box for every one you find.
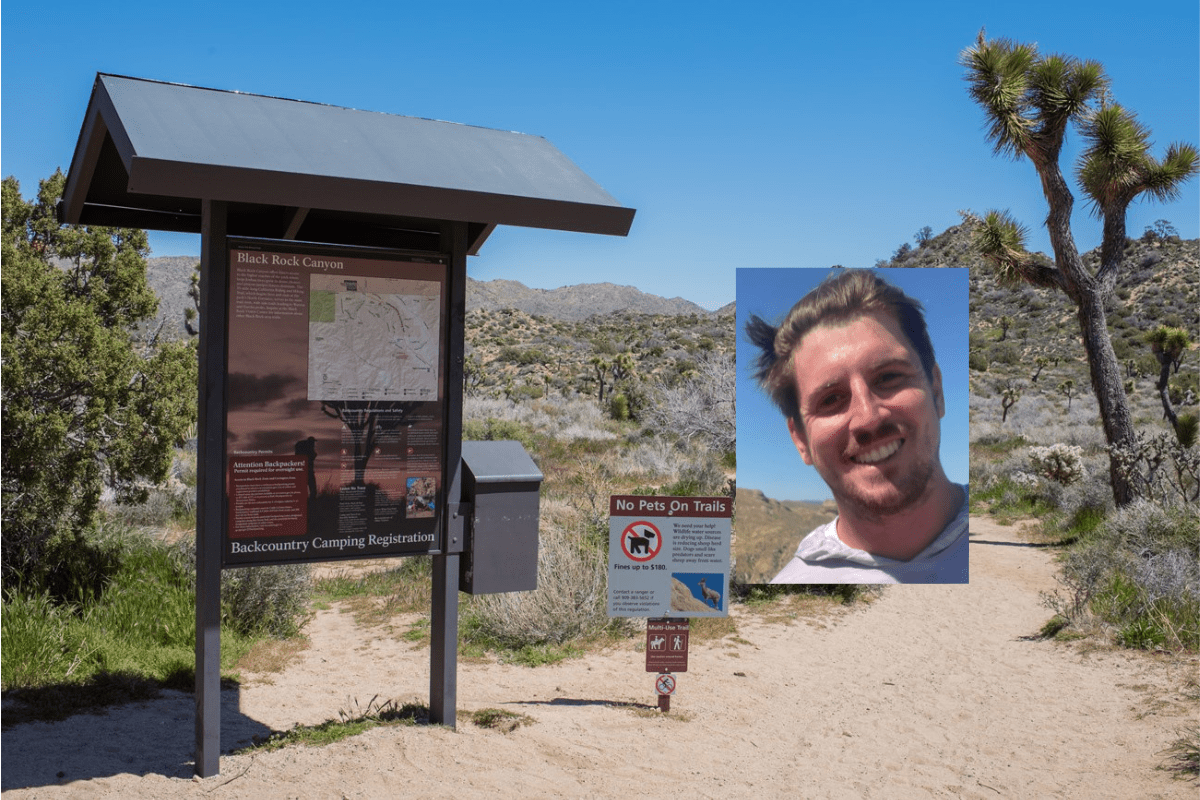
[849,437,903,465]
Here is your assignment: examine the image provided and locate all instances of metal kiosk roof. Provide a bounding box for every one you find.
[59,74,634,250]
[58,73,634,779]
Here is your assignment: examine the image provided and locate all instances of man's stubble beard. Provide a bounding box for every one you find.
[826,424,940,523]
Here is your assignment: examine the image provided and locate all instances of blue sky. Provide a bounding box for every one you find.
[3,1,1196,313]
[737,268,969,502]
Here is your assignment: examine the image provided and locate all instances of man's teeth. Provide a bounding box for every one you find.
[852,439,901,464]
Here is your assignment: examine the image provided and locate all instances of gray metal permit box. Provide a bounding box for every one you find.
[459,440,543,594]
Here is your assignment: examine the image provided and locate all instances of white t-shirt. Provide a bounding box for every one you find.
[769,486,969,584]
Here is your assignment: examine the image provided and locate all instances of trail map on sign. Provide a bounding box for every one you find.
[308,274,441,401]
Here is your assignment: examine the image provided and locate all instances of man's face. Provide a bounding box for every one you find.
[786,310,945,518]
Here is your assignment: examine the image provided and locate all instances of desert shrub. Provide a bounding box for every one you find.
[462,417,537,451]
[464,522,630,649]
[1109,430,1199,504]
[107,485,194,529]
[1041,478,1112,528]
[972,391,1106,450]
[642,351,734,454]
[1097,498,1199,557]
[173,537,312,638]
[658,457,730,497]
[464,396,616,442]
[969,350,989,372]
[987,341,1021,365]
[218,566,312,638]
[608,392,630,421]
[510,383,544,401]
[496,347,545,366]
[1029,444,1086,485]
[1044,499,1199,649]
[1111,336,1134,361]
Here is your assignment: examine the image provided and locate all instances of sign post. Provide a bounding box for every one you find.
[608,495,731,711]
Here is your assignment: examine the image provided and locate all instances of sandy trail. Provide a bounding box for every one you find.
[3,516,1196,799]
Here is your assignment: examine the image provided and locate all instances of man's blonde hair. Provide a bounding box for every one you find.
[746,269,936,427]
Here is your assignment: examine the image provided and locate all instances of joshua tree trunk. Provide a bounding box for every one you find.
[1156,360,1179,428]
[1030,143,1137,505]
[1074,291,1135,505]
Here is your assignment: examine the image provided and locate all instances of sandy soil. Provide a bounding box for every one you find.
[3,516,1196,799]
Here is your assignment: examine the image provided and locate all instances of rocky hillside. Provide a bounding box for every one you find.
[880,223,1198,364]
[733,489,836,584]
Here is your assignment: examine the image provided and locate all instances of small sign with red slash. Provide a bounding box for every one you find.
[655,673,676,695]
[620,520,663,562]
[645,618,688,673]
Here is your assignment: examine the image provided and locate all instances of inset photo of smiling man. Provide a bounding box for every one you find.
[736,268,969,584]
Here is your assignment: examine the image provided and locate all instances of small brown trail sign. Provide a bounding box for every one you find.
[645,618,688,673]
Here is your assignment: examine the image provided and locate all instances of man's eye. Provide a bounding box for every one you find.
[818,393,841,407]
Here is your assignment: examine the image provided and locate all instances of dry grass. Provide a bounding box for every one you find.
[465,520,624,649]
[469,708,536,733]
[237,637,310,677]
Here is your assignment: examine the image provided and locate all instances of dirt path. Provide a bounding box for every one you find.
[4,517,1196,798]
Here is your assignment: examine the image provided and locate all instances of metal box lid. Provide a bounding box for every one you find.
[461,440,543,485]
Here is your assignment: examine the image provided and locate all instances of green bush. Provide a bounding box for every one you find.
[969,351,989,372]
[1175,413,1199,449]
[608,393,630,421]
[496,347,545,366]
[1047,500,1200,650]
[2,521,311,700]
[462,417,536,450]
[4,526,200,691]
[511,383,544,400]
[987,341,1021,366]
[1,592,86,688]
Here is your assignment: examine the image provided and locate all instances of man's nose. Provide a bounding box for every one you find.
[848,381,890,440]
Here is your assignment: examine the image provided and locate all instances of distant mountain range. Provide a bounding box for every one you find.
[468,277,730,320]
[144,256,733,337]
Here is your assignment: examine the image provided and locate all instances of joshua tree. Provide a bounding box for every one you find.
[320,400,419,487]
[1145,326,1190,433]
[997,315,1012,341]
[1000,381,1022,423]
[961,32,1198,505]
[184,263,201,336]
[463,353,484,396]
[610,352,636,388]
[590,356,611,404]
[1058,379,1077,412]
[1031,356,1050,382]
